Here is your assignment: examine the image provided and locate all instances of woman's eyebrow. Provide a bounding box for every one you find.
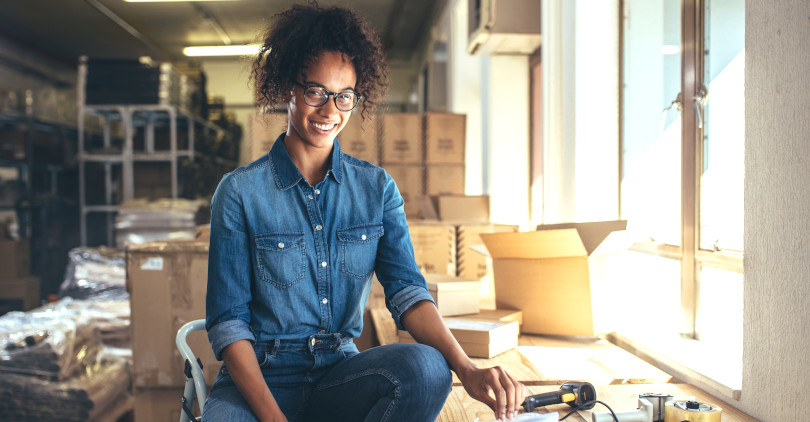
[302,80,358,92]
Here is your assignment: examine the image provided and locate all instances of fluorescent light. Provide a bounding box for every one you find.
[126,0,241,2]
[183,45,260,57]
[661,45,680,55]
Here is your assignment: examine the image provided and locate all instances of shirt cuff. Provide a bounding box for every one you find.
[208,318,256,361]
[387,284,436,330]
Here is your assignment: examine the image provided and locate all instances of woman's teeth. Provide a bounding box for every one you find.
[312,122,336,131]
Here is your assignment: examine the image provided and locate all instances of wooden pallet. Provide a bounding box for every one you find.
[437,384,758,422]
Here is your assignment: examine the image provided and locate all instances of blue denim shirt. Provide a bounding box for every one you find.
[206,133,434,360]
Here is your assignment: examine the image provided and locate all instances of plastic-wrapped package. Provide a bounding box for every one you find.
[0,297,130,380]
[0,354,132,421]
[58,246,128,301]
[114,198,209,249]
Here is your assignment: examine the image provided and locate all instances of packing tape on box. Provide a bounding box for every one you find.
[664,400,722,422]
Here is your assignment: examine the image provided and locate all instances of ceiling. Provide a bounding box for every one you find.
[0,0,444,67]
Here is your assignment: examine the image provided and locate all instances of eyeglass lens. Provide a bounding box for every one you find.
[303,86,359,111]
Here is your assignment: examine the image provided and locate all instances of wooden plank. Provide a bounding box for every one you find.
[450,348,548,386]
[370,308,399,346]
[436,384,759,422]
[517,335,673,385]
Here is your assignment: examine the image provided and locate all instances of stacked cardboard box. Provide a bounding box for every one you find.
[247,112,286,162]
[339,114,379,164]
[407,220,457,276]
[398,316,520,359]
[0,238,39,315]
[381,113,424,217]
[127,240,219,422]
[424,113,466,196]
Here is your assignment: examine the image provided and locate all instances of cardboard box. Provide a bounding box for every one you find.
[340,114,379,164]
[248,112,286,162]
[456,224,519,309]
[399,318,519,358]
[195,224,210,243]
[424,112,466,165]
[127,240,221,387]
[135,386,198,422]
[383,164,424,218]
[381,113,423,164]
[0,239,30,278]
[424,273,480,317]
[480,220,628,336]
[408,221,456,276]
[421,195,489,222]
[426,164,465,196]
[454,308,523,328]
[0,276,40,315]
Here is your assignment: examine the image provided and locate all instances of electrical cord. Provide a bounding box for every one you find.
[559,400,619,422]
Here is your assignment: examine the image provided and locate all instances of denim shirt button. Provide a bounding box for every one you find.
[278,242,285,248]
[322,298,328,304]
[314,189,321,195]
[321,261,327,268]
[361,234,367,240]
[308,195,314,200]
[315,225,323,231]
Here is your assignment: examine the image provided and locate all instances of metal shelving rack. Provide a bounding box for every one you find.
[76,58,231,246]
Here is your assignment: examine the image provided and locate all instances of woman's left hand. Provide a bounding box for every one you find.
[457,364,526,421]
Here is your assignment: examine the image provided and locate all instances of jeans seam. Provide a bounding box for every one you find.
[311,369,401,421]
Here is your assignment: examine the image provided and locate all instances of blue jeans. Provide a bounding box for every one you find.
[201,337,452,422]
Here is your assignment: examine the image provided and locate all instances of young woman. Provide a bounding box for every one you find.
[203,3,524,421]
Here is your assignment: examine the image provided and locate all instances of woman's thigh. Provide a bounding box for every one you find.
[298,343,452,422]
[202,371,310,421]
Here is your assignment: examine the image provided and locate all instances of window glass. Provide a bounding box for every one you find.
[621,0,682,245]
[700,0,745,252]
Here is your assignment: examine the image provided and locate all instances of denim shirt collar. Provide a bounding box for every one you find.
[269,133,344,189]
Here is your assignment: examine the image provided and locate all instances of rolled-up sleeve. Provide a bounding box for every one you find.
[206,172,256,360]
[373,172,436,330]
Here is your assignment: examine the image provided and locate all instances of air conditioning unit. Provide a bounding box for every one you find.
[467,0,542,55]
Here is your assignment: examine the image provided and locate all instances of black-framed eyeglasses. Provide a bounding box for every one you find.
[294,81,362,112]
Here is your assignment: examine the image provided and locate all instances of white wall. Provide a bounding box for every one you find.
[541,0,620,224]
[742,0,810,420]
[450,0,485,195]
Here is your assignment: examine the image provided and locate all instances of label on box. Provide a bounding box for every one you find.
[141,257,164,270]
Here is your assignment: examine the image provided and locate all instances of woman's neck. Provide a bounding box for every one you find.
[283,136,332,186]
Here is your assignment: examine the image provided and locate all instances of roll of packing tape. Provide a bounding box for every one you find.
[664,400,722,422]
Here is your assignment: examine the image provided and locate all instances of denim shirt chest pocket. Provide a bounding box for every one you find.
[337,223,384,279]
[255,232,306,288]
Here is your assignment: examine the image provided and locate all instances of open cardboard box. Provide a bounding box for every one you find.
[479,220,628,337]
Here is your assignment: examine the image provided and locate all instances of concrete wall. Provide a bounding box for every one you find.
[742,0,810,420]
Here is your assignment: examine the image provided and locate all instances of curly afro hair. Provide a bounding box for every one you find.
[252,2,390,122]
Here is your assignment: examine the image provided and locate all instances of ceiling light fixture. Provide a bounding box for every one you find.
[124,0,241,3]
[125,0,241,3]
[183,45,260,56]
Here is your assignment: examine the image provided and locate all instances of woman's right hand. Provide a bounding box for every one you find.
[221,340,288,422]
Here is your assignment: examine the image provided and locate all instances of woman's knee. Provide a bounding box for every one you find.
[390,343,452,394]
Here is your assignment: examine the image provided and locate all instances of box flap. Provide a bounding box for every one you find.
[535,220,627,256]
[480,229,587,258]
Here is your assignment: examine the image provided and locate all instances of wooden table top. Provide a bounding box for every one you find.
[438,384,758,422]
